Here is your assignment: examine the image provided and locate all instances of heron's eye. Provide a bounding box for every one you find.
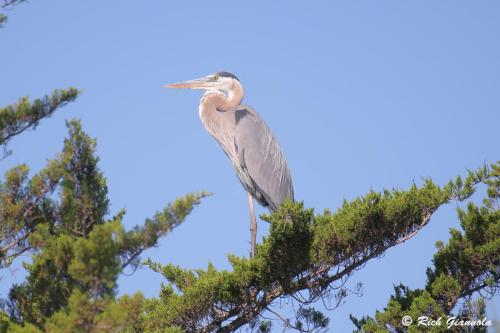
[212,75,220,81]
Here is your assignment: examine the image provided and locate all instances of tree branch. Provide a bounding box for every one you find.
[141,164,496,333]
[209,211,435,332]
[0,88,79,148]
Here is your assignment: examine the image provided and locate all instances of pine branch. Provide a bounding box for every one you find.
[0,88,80,149]
[0,0,26,27]
[204,211,435,333]
[143,164,496,332]
[1,0,26,9]
[119,192,212,271]
[0,161,63,268]
[351,162,499,332]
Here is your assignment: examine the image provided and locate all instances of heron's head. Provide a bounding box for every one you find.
[165,72,240,94]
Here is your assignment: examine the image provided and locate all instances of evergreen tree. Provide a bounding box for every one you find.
[0,88,80,267]
[140,164,498,332]
[1,121,208,331]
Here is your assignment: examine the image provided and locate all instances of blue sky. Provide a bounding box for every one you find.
[1,1,499,331]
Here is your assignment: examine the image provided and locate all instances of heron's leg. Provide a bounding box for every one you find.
[247,192,257,257]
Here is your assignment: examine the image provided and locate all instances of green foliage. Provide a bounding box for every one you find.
[44,291,144,333]
[352,162,499,332]
[0,88,80,150]
[1,120,208,331]
[140,163,498,332]
[295,306,329,332]
[58,120,109,237]
[0,120,83,269]
[9,235,77,327]
[258,201,314,290]
[5,291,144,333]
[120,191,211,270]
[3,322,42,333]
[68,222,122,295]
[0,119,104,270]
[0,92,80,266]
[6,120,114,326]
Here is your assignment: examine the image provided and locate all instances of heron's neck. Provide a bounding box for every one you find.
[200,80,244,112]
[225,80,244,109]
[197,82,243,155]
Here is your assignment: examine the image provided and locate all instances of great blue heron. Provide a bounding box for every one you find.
[165,72,294,256]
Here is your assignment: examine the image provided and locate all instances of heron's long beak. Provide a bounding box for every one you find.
[163,77,211,89]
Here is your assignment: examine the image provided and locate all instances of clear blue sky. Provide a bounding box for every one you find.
[1,1,499,331]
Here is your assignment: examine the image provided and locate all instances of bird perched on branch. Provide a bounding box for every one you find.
[165,72,294,256]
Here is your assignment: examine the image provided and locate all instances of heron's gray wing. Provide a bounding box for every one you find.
[233,106,294,211]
